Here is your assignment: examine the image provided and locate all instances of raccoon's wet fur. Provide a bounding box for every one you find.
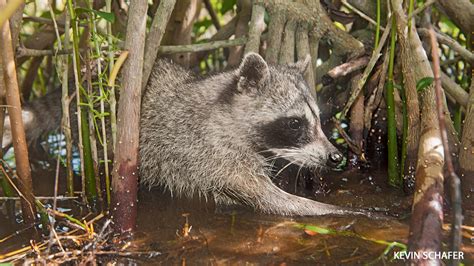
[140,53,359,216]
[5,53,364,216]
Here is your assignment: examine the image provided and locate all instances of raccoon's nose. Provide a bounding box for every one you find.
[327,151,344,168]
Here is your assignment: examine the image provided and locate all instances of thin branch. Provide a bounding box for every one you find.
[341,0,385,30]
[158,38,248,54]
[0,0,36,224]
[203,0,220,30]
[16,47,72,57]
[105,0,116,152]
[364,51,389,132]
[440,56,461,66]
[244,2,265,54]
[17,38,248,58]
[407,0,436,20]
[323,56,369,84]
[429,27,462,265]
[23,16,65,27]
[60,8,74,197]
[0,0,23,27]
[342,16,392,117]
[333,118,363,156]
[418,28,474,64]
[8,1,24,49]
[23,16,92,28]
[0,196,78,201]
[440,71,469,107]
[191,15,239,65]
[142,0,176,90]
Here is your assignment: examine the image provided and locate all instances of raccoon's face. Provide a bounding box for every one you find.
[233,53,343,170]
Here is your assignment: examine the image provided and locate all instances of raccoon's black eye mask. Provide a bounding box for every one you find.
[258,116,311,149]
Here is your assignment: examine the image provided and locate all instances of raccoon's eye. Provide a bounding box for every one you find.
[288,118,302,130]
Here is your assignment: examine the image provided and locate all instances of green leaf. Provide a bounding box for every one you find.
[193,19,213,36]
[75,7,115,23]
[416,77,434,92]
[294,224,333,234]
[221,0,236,14]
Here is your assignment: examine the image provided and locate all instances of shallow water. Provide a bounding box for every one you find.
[0,164,472,264]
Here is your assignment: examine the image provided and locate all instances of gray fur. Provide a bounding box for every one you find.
[2,89,65,149]
[140,53,361,216]
[4,53,365,216]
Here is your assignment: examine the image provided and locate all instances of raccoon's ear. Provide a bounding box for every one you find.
[237,52,270,92]
[289,54,311,74]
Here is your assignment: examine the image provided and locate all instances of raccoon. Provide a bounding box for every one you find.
[4,53,364,216]
[139,53,361,216]
[2,89,64,154]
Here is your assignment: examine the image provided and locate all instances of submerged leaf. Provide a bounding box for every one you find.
[295,224,333,235]
[294,223,407,258]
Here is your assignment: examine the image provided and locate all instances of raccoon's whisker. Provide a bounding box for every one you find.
[263,155,281,161]
[295,161,307,193]
[263,151,300,162]
[274,159,298,178]
[257,149,276,155]
[264,154,295,161]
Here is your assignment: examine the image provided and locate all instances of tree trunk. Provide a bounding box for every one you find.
[392,0,421,193]
[142,0,177,89]
[244,2,265,55]
[8,1,24,51]
[111,0,148,234]
[398,23,445,266]
[348,74,364,169]
[278,19,297,64]
[0,0,36,224]
[408,96,444,265]
[265,6,286,65]
[227,0,252,67]
[459,75,474,209]
[296,22,316,97]
[162,0,202,67]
